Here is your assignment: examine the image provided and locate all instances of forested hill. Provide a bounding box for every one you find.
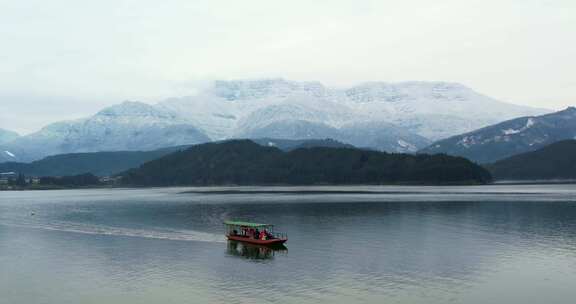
[0,138,351,177]
[0,147,185,177]
[122,140,492,186]
[487,140,576,180]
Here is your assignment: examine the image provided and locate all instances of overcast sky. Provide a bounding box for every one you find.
[1,0,575,134]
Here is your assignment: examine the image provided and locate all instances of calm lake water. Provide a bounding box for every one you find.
[1,185,576,304]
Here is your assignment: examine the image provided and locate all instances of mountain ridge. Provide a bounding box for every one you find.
[420,107,576,163]
[1,101,211,162]
[161,79,547,141]
[1,79,549,162]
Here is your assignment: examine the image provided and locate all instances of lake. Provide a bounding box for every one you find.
[1,185,576,304]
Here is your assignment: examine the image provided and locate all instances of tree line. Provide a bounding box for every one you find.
[122,140,492,186]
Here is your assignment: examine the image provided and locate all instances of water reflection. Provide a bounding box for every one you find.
[227,241,288,260]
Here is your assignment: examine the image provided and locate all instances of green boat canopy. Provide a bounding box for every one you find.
[224,220,272,228]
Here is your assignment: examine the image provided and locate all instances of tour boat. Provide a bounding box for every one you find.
[224,220,288,246]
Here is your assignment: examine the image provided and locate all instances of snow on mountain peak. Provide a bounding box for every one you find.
[96,101,176,119]
[343,81,470,103]
[210,78,329,101]
[157,78,549,141]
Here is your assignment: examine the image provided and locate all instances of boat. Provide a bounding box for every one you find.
[224,220,288,246]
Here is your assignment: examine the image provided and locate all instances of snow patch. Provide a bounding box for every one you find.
[501,118,536,136]
[503,129,521,135]
[457,136,477,148]
[397,140,416,151]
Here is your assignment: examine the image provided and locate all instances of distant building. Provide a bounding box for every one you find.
[99,176,122,184]
[25,177,41,185]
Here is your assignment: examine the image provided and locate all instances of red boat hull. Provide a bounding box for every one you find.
[227,235,287,245]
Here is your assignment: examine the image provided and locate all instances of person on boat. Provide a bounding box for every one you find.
[259,230,267,240]
[254,229,260,239]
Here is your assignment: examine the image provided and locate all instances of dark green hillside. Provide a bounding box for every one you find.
[122,140,491,186]
[487,140,576,180]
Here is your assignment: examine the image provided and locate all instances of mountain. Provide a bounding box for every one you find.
[159,83,427,151]
[160,79,546,141]
[339,81,547,140]
[420,107,576,163]
[121,140,492,186]
[486,140,576,180]
[2,79,547,162]
[1,101,211,162]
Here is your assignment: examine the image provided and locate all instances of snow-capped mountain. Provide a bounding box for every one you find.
[2,101,210,162]
[0,79,549,162]
[157,80,347,140]
[340,81,547,139]
[160,79,547,141]
[420,107,576,163]
[156,79,438,153]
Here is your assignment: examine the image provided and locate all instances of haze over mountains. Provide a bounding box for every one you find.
[0,79,547,162]
[0,129,19,145]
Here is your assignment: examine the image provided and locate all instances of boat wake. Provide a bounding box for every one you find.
[0,219,226,243]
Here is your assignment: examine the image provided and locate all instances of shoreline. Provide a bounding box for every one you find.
[2,180,574,192]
